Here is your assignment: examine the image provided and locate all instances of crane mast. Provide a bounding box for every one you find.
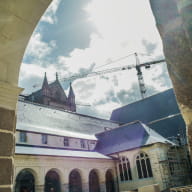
[135,52,146,99]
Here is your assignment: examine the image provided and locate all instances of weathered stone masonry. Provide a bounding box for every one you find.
[149,0,192,159]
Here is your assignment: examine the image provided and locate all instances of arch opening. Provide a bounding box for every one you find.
[15,169,35,192]
[89,170,100,192]
[105,170,115,192]
[44,170,61,192]
[69,170,82,192]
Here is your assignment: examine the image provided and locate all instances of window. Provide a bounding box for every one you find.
[64,137,69,146]
[20,131,27,143]
[42,134,48,144]
[118,156,132,181]
[136,152,153,179]
[80,139,86,148]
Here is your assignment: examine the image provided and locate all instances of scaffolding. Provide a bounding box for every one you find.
[157,130,192,191]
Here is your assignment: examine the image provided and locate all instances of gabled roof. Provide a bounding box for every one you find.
[95,121,173,155]
[110,89,186,139]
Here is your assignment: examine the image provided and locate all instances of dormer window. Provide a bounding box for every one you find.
[42,134,48,144]
[64,137,69,146]
[20,131,27,143]
[80,139,86,148]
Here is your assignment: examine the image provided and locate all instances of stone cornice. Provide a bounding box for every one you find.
[0,81,23,110]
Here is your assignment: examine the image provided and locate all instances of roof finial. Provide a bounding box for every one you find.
[56,72,58,81]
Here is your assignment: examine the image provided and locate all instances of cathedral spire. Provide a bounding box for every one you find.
[67,82,76,112]
[42,72,49,89]
[68,82,75,98]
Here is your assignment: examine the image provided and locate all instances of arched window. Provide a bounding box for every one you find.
[118,156,132,181]
[44,170,61,192]
[136,152,153,179]
[89,170,100,192]
[15,169,35,192]
[105,170,115,192]
[69,170,82,192]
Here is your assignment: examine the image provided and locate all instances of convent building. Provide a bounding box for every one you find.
[14,76,192,192]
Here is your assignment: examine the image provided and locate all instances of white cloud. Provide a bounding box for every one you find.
[24,32,56,64]
[19,63,57,81]
[20,0,172,118]
[41,0,61,24]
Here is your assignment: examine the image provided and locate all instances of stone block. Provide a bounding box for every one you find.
[0,158,13,185]
[0,132,14,156]
[0,108,15,131]
[138,184,160,192]
[0,187,12,192]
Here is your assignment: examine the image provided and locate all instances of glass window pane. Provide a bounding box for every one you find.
[119,164,124,181]
[146,158,153,177]
[80,139,85,148]
[64,137,69,146]
[127,162,132,180]
[141,159,148,178]
[123,163,128,180]
[136,160,142,179]
[42,134,47,144]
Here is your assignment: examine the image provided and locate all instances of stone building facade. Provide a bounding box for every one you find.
[1,1,192,192]
[13,99,191,192]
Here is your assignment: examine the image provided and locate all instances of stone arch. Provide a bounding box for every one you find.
[105,169,115,192]
[69,169,83,192]
[15,168,37,192]
[89,169,100,192]
[0,1,192,192]
[44,169,62,192]
[0,1,53,191]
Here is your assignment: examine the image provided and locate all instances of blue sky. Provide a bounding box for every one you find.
[19,0,172,118]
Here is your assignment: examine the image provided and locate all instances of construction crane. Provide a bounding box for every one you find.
[58,54,165,99]
[32,53,166,99]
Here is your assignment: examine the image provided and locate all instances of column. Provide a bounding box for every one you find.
[0,82,22,192]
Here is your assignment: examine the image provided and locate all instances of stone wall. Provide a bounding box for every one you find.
[0,1,53,191]
[14,155,117,192]
[149,0,192,159]
[114,143,190,192]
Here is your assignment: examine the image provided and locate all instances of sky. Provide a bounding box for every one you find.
[19,0,172,119]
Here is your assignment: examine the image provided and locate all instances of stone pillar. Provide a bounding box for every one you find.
[149,0,192,159]
[62,169,70,192]
[81,170,89,192]
[0,0,53,191]
[0,82,22,192]
[35,185,44,192]
[100,170,106,192]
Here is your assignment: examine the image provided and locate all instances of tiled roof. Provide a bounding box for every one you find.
[17,100,119,137]
[110,89,186,139]
[15,146,112,159]
[95,121,173,155]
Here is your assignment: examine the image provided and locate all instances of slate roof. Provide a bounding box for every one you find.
[15,146,112,159]
[110,89,186,139]
[17,100,119,137]
[95,121,174,155]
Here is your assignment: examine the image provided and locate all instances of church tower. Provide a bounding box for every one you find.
[67,82,76,112]
[42,72,50,96]
[25,73,76,112]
